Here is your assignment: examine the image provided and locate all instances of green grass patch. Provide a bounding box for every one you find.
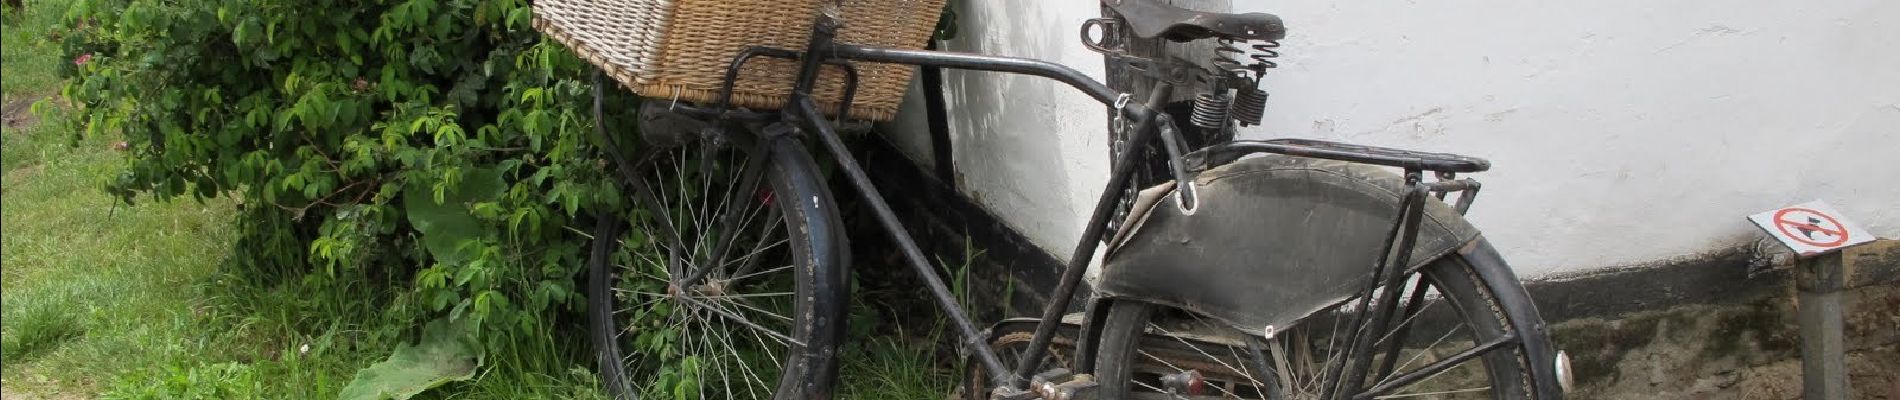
[1,109,248,396]
[1,0,67,102]
[839,331,962,399]
[0,279,90,363]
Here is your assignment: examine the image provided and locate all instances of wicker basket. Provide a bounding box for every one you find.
[534,0,945,121]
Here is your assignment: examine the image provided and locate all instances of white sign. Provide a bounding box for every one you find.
[1747,200,1873,256]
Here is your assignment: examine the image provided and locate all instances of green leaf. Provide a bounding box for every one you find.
[337,317,483,400]
[403,167,504,265]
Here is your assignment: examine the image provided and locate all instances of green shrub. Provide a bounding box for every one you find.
[59,0,641,376]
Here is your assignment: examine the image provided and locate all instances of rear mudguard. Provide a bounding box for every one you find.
[1092,154,1480,335]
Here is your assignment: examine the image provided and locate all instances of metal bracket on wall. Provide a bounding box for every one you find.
[923,39,956,190]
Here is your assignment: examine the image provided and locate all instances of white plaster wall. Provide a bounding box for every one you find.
[889,0,1900,277]
[886,0,1118,261]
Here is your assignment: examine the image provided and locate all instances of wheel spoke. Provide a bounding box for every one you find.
[717,297,794,323]
[1356,333,1516,399]
[705,310,772,399]
[727,264,793,283]
[1373,276,1437,382]
[695,138,718,230]
[700,139,773,281]
[1268,336,1298,397]
[1373,386,1492,399]
[597,135,824,399]
[698,291,795,299]
[1135,349,1243,398]
[681,174,777,287]
[725,218,785,280]
[686,309,712,400]
[1371,277,1435,348]
[1384,323,1466,384]
[720,237,790,276]
[678,145,701,244]
[718,326,770,398]
[1147,321,1266,390]
[741,314,785,374]
[612,293,671,315]
[1131,379,1189,400]
[677,296,803,346]
[704,299,785,397]
[1220,276,1515,399]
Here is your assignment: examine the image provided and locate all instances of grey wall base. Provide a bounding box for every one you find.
[1541,240,1898,399]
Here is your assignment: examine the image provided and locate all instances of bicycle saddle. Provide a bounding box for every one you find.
[1105,0,1286,41]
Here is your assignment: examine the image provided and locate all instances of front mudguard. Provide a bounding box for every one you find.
[1091,154,1481,335]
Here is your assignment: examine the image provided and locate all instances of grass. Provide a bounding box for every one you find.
[3,2,963,398]
[5,4,246,397]
[0,2,598,397]
[2,3,321,397]
[839,330,964,399]
[832,244,988,399]
[2,1,64,104]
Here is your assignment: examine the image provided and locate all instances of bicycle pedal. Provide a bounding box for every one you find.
[1030,368,1075,387]
[1040,379,1100,400]
[988,386,1038,400]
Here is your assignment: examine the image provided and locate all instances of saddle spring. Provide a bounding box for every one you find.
[1190,93,1231,129]
[1201,37,1280,128]
[1213,37,1280,76]
[1231,87,1267,126]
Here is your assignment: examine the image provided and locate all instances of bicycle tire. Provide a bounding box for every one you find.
[589,133,849,400]
[1092,241,1557,399]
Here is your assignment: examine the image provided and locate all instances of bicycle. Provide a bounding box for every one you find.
[562,0,1569,398]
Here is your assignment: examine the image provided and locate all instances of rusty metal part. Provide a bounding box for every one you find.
[1230,87,1267,126]
[1189,93,1231,129]
[1160,369,1206,395]
[966,320,1083,400]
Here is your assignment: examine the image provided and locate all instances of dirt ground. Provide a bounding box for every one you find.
[2,96,44,130]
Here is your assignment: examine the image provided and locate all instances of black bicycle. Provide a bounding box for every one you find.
[576,1,1568,399]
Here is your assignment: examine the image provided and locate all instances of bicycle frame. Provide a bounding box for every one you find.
[789,17,1153,392]
[647,10,1504,399]
[645,12,1161,392]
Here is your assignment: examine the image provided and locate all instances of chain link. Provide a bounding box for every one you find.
[1106,93,1135,234]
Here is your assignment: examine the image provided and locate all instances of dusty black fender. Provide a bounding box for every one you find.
[1092,154,1481,335]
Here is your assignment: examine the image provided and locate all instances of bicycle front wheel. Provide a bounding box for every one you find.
[589,131,849,400]
[1092,242,1558,399]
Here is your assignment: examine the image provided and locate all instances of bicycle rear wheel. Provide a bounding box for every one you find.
[588,129,849,400]
[1092,242,1558,399]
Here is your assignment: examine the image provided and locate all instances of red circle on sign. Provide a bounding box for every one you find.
[1771,207,1849,247]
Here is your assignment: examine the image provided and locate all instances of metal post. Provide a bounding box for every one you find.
[1796,251,1848,400]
